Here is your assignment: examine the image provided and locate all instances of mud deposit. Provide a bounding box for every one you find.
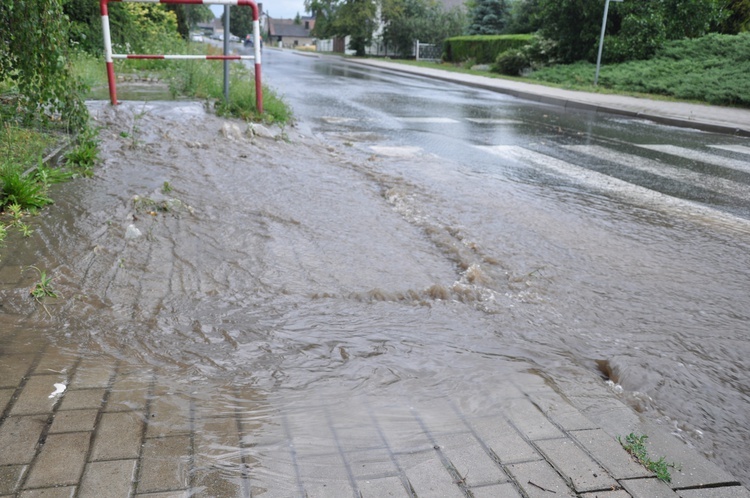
[1,100,749,493]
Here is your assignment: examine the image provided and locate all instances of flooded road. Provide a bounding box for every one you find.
[0,55,749,494]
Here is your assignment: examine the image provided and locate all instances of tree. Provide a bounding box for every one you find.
[382,0,466,56]
[506,0,542,34]
[306,0,378,55]
[0,0,88,129]
[226,5,259,39]
[468,0,511,34]
[167,5,214,39]
[719,0,750,32]
[536,0,603,62]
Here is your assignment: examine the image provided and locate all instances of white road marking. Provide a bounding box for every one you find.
[635,144,750,174]
[397,117,460,124]
[564,145,749,199]
[478,145,750,233]
[708,144,750,156]
[466,118,521,125]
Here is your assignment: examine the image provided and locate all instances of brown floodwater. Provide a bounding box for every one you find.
[1,100,749,491]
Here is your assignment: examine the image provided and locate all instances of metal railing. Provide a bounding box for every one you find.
[100,0,263,113]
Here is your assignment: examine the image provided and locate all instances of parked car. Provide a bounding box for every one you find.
[190,34,204,42]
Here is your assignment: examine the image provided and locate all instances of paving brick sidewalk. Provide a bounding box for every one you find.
[2,331,748,497]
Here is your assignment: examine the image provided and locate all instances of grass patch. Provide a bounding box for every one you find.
[386,32,750,108]
[77,41,293,125]
[618,433,679,482]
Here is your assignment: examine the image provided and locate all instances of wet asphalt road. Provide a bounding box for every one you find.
[261,49,750,221]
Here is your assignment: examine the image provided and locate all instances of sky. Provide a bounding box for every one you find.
[209,2,307,20]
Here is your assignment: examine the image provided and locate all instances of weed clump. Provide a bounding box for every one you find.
[619,433,679,482]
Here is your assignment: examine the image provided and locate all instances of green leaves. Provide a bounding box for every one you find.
[0,0,89,130]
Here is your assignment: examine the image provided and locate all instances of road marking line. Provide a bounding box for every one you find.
[564,145,749,199]
[465,118,521,125]
[635,144,750,174]
[707,144,750,156]
[397,117,460,124]
[478,145,750,233]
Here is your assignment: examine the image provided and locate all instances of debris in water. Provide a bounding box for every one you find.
[48,383,66,398]
[125,224,142,239]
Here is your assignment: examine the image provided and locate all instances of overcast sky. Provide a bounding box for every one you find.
[209,2,307,20]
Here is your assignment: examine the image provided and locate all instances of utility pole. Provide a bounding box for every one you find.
[594,0,623,86]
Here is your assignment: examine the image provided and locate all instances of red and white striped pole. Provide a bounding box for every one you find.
[100,0,262,113]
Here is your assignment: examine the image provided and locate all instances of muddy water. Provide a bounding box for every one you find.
[2,100,749,490]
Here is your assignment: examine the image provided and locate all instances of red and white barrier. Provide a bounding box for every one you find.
[100,0,262,113]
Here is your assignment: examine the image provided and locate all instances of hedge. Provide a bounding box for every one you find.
[444,35,535,64]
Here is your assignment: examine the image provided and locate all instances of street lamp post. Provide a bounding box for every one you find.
[594,0,623,86]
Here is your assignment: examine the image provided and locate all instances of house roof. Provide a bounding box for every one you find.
[268,18,313,38]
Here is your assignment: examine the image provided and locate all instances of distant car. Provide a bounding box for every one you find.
[190,34,204,42]
[210,33,224,41]
[229,34,241,42]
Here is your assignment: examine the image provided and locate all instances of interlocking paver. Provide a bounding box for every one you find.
[506,460,578,497]
[90,411,144,461]
[58,389,105,410]
[437,432,508,487]
[679,486,750,498]
[346,448,401,480]
[0,464,26,495]
[620,477,679,497]
[78,459,137,498]
[504,398,564,440]
[0,415,48,465]
[10,375,65,416]
[527,391,598,431]
[33,350,77,377]
[571,428,652,479]
[146,394,191,438]
[470,482,523,498]
[535,437,618,493]
[580,491,632,498]
[468,415,541,464]
[136,435,191,494]
[71,362,115,389]
[357,476,407,497]
[24,432,91,488]
[398,451,464,498]
[49,409,98,433]
[133,491,189,498]
[191,467,245,498]
[0,356,31,389]
[106,375,151,412]
[19,486,76,498]
[0,388,13,415]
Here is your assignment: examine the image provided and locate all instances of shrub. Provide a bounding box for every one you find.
[444,34,534,63]
[493,49,530,75]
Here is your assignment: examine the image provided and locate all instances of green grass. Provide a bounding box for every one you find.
[27,265,58,299]
[618,433,679,482]
[74,41,293,125]
[389,32,750,108]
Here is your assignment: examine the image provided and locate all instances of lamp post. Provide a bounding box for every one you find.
[594,0,623,86]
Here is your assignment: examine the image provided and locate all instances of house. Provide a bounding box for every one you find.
[267,17,316,48]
